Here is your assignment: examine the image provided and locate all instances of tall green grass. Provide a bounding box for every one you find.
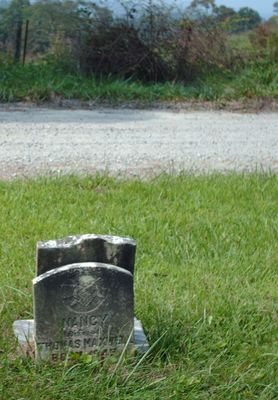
[0,174,277,399]
[0,60,277,103]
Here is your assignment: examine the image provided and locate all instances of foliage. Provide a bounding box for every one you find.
[0,0,270,83]
[0,174,278,399]
[186,1,262,34]
[235,7,262,32]
[0,58,277,103]
[186,0,217,18]
[80,23,170,81]
[249,23,278,62]
[0,0,30,61]
[215,5,236,22]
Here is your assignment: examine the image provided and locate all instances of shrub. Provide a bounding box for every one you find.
[77,23,170,81]
[249,23,278,62]
[0,0,260,83]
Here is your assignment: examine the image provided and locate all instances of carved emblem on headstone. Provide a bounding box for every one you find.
[62,277,105,314]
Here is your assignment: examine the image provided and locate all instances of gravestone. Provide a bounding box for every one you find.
[34,263,134,361]
[13,234,149,360]
[37,234,136,276]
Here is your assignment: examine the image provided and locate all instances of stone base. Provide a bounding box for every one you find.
[13,318,149,357]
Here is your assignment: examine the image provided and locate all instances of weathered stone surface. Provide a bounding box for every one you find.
[36,234,136,276]
[13,318,149,357]
[33,262,134,360]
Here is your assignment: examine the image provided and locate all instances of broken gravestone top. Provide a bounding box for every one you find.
[33,262,134,361]
[36,234,136,276]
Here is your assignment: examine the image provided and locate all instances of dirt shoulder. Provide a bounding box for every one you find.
[1,98,278,113]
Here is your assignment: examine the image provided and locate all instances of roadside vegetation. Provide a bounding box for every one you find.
[0,59,278,103]
[0,0,277,104]
[0,174,278,399]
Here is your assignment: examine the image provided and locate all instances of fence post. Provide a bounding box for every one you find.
[22,19,29,65]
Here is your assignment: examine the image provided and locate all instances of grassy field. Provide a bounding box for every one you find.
[0,174,277,399]
[0,60,277,104]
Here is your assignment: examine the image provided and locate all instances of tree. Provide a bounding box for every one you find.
[187,0,217,18]
[274,2,278,14]
[26,0,83,54]
[215,5,236,22]
[236,7,262,32]
[0,0,30,61]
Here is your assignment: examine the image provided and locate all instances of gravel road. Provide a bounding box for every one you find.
[0,108,277,179]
